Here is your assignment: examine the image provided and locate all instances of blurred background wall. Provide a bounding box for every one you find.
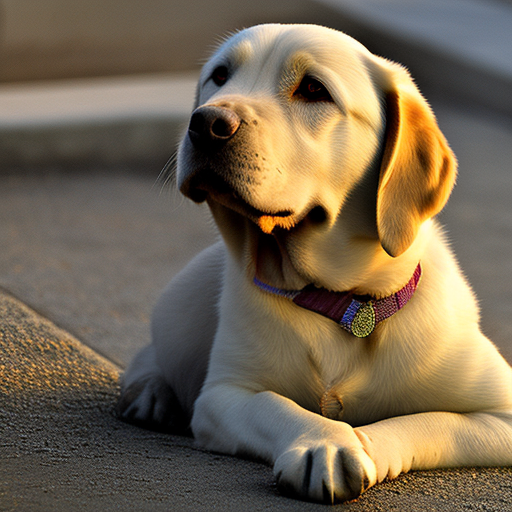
[0,0,341,82]
[2,0,510,122]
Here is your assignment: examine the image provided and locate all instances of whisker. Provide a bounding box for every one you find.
[154,152,178,196]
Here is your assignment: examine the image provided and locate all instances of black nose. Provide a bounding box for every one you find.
[188,106,241,147]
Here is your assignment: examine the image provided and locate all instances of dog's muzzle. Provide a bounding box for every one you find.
[180,105,302,234]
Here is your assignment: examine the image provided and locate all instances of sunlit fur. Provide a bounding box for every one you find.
[119,25,512,504]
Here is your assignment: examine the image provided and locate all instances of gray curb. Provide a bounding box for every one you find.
[0,73,197,168]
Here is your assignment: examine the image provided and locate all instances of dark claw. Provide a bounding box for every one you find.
[301,450,314,497]
[322,480,334,504]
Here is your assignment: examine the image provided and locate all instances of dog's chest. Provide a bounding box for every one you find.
[268,322,421,425]
[227,278,424,423]
[265,322,374,417]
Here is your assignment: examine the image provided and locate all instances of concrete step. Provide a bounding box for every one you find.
[0,73,197,168]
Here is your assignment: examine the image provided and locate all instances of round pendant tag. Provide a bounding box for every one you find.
[351,302,376,338]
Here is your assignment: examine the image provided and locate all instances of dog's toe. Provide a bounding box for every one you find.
[274,441,376,504]
[116,376,189,434]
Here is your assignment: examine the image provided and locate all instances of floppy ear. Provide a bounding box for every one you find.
[376,78,457,257]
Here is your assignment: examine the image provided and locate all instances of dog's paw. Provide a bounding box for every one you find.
[273,433,377,504]
[116,375,189,434]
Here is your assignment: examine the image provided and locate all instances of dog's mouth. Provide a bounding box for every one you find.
[218,194,299,235]
[206,187,327,239]
[185,170,313,235]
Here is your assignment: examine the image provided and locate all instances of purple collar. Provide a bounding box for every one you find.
[254,263,422,338]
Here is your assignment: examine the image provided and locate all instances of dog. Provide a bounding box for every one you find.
[117,24,512,503]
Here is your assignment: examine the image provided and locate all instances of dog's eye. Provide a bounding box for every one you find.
[211,66,229,86]
[294,75,333,102]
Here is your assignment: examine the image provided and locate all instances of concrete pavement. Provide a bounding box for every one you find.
[2,0,512,168]
[2,102,512,512]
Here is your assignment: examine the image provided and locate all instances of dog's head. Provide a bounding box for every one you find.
[176,24,456,291]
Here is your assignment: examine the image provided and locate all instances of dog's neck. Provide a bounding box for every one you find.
[254,262,421,338]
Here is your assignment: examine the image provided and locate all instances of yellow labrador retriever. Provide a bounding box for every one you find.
[117,24,512,503]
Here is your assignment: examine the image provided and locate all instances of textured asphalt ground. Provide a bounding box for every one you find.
[2,289,512,511]
[2,100,512,511]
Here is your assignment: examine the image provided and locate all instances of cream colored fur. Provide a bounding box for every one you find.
[118,24,512,503]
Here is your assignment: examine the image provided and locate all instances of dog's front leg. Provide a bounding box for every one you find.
[192,386,377,503]
[356,410,512,482]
